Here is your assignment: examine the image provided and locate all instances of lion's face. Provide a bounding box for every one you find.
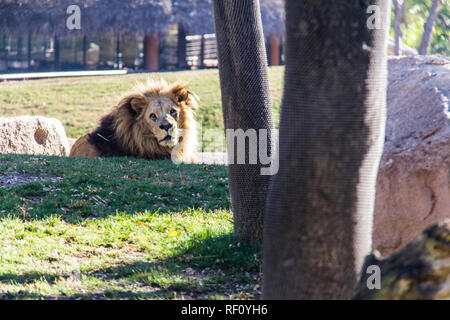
[123,81,198,150]
[140,96,181,148]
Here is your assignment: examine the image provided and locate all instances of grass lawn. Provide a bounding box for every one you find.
[0,67,284,151]
[0,153,261,299]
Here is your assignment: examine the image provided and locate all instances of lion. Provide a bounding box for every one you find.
[69,79,199,163]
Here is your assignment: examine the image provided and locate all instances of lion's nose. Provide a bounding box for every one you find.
[159,123,173,132]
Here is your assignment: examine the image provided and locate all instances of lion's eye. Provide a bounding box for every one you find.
[170,109,177,116]
[149,113,157,121]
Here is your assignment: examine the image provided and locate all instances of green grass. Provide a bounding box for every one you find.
[0,67,284,151]
[0,154,261,299]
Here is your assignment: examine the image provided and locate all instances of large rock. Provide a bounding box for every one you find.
[0,116,70,156]
[373,55,450,256]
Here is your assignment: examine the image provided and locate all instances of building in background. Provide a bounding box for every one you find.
[0,0,285,73]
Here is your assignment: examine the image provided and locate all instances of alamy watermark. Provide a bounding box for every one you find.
[225,128,278,176]
[66,5,81,30]
[367,5,383,30]
[170,125,279,176]
[366,265,381,290]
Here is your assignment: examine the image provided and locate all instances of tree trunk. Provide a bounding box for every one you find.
[17,36,23,61]
[269,34,280,66]
[116,34,121,69]
[199,34,205,68]
[177,25,187,69]
[27,32,31,69]
[393,0,407,56]
[418,0,443,55]
[263,0,390,299]
[144,33,159,71]
[54,35,60,70]
[212,0,274,243]
[82,35,87,68]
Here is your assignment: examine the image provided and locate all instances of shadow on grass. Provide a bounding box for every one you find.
[0,271,60,285]
[0,154,231,222]
[0,234,262,300]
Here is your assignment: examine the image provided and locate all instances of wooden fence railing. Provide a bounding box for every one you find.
[185,33,218,69]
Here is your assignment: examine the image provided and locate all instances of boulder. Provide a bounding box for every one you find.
[0,116,70,156]
[373,55,450,256]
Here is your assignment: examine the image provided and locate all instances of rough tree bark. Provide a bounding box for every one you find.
[418,0,444,55]
[212,0,274,243]
[393,0,407,55]
[263,0,391,299]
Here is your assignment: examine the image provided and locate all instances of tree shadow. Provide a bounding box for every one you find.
[0,233,262,300]
[0,154,248,300]
[0,154,231,223]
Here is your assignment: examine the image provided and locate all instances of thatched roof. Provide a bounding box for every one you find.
[260,0,285,36]
[82,0,172,35]
[0,0,285,37]
[0,0,172,36]
[172,0,285,35]
[172,0,215,34]
[0,0,76,36]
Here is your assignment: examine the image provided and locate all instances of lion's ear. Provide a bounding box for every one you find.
[171,83,189,103]
[171,83,199,109]
[130,96,147,114]
[186,90,200,109]
[119,95,147,116]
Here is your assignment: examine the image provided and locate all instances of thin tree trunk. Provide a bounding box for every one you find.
[269,34,280,66]
[27,32,31,69]
[82,35,87,68]
[17,36,23,61]
[212,0,274,243]
[199,34,205,68]
[116,34,120,69]
[73,36,77,64]
[54,35,60,70]
[144,33,159,71]
[419,0,443,55]
[393,0,407,56]
[263,0,390,299]
[177,25,187,69]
